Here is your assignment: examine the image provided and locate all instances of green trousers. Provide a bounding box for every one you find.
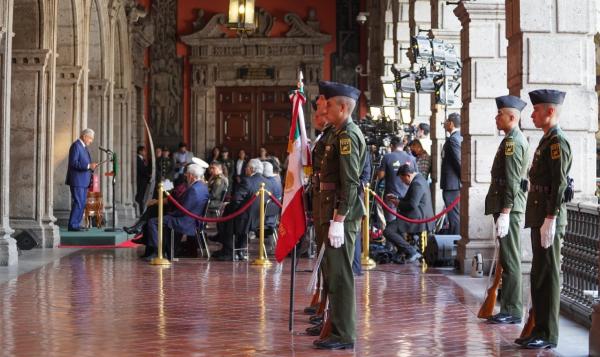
[315,221,329,301]
[325,218,360,343]
[498,211,523,318]
[530,225,564,344]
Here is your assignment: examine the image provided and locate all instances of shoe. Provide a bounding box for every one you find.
[314,338,354,350]
[304,305,317,315]
[514,336,531,346]
[407,252,422,263]
[525,339,556,349]
[236,251,248,261]
[487,313,521,324]
[309,314,323,325]
[131,237,146,245]
[306,323,323,336]
[123,226,140,235]
[142,254,158,262]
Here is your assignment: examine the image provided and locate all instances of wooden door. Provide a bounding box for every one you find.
[216,86,292,163]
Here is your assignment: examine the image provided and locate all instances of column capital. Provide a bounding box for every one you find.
[113,87,129,103]
[11,49,51,71]
[454,1,505,25]
[88,78,110,98]
[57,65,83,85]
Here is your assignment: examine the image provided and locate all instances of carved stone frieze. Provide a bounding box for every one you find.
[249,8,274,37]
[56,65,83,85]
[284,13,328,39]
[88,79,110,97]
[113,88,129,103]
[11,49,51,71]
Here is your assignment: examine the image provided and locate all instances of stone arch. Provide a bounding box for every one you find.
[9,0,58,247]
[53,0,86,225]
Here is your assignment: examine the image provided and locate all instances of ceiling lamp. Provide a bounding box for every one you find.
[228,0,256,34]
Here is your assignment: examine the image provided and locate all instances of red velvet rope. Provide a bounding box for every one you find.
[268,193,283,208]
[370,190,460,224]
[165,192,258,223]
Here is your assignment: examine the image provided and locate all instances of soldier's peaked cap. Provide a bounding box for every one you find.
[318,81,361,101]
[528,89,566,105]
[495,95,526,111]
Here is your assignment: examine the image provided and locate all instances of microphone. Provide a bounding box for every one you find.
[99,147,113,154]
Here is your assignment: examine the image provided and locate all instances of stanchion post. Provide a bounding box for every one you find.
[151,181,171,266]
[421,231,427,270]
[252,183,272,266]
[361,184,376,269]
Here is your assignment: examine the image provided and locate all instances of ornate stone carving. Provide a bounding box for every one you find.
[56,66,83,85]
[88,79,109,97]
[150,0,182,142]
[284,13,328,38]
[189,13,227,40]
[11,49,51,70]
[250,8,274,37]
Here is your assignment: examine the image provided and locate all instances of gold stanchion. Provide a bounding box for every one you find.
[151,181,171,266]
[361,184,376,269]
[252,183,272,266]
[420,231,427,271]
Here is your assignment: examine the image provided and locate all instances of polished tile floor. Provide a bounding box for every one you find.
[0,248,561,357]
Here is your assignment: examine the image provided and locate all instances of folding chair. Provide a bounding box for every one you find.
[170,201,211,261]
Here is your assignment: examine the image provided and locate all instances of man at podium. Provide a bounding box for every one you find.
[65,128,97,231]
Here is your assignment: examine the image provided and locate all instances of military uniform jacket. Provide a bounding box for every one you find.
[485,126,529,215]
[319,118,366,222]
[311,126,333,224]
[525,126,572,228]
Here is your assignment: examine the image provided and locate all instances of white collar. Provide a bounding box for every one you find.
[78,138,86,147]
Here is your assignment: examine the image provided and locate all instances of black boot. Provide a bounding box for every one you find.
[124,220,144,234]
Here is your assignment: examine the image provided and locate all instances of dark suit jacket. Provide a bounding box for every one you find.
[396,173,435,233]
[234,173,267,233]
[264,176,283,227]
[168,180,209,236]
[441,130,462,190]
[136,155,150,195]
[65,140,92,187]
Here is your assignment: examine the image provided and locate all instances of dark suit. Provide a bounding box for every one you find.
[384,173,434,256]
[65,139,92,230]
[147,180,209,249]
[440,130,462,234]
[217,173,266,253]
[135,154,150,215]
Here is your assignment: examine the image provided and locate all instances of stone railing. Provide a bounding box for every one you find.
[561,201,600,327]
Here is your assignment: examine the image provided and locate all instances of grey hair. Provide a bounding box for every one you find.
[262,161,274,177]
[186,163,206,179]
[248,158,264,175]
[81,128,95,137]
[334,96,356,116]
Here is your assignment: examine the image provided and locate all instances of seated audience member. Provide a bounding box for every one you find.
[262,161,283,254]
[409,139,432,180]
[212,158,266,261]
[220,147,234,190]
[383,163,434,262]
[207,161,228,215]
[143,160,209,260]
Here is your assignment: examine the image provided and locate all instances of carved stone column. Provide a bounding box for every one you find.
[0,0,17,265]
[429,1,461,211]
[113,87,135,220]
[10,49,59,248]
[53,66,83,224]
[409,0,432,125]
[88,79,111,217]
[454,1,507,273]
[506,0,598,199]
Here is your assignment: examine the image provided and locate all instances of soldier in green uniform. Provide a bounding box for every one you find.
[313,81,365,350]
[304,94,334,336]
[484,95,529,324]
[518,89,572,350]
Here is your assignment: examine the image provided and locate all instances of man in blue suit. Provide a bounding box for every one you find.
[65,129,98,231]
[145,161,210,260]
[441,112,463,235]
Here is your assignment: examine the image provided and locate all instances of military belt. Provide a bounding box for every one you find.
[530,184,550,193]
[319,182,337,191]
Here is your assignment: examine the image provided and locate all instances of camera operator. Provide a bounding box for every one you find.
[383,163,434,262]
[416,123,432,154]
[377,136,417,222]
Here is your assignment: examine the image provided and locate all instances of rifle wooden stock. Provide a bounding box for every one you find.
[319,310,332,339]
[477,259,503,319]
[519,308,535,338]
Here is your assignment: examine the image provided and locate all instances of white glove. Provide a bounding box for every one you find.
[328,221,345,248]
[540,217,556,249]
[496,213,510,238]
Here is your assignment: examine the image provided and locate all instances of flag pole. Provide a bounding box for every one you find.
[289,245,296,332]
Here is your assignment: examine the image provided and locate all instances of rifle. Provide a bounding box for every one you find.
[477,241,502,319]
[520,295,535,338]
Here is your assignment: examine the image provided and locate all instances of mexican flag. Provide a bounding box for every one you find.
[275,83,311,262]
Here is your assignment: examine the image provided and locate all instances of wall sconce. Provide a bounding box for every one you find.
[228,0,256,34]
[356,12,369,25]
[355,64,369,77]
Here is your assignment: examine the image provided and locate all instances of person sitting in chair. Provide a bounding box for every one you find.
[383,163,434,262]
[143,161,209,261]
[207,161,229,215]
[263,161,282,254]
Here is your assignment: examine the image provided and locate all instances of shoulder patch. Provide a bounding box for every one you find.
[340,138,351,155]
[505,141,514,156]
[551,143,560,160]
